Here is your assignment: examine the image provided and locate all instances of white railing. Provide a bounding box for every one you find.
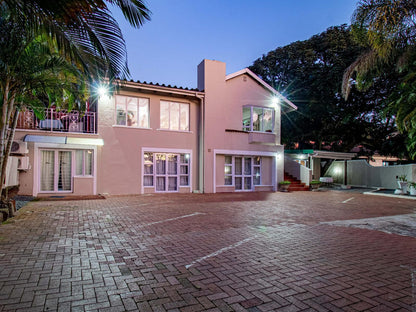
[17,108,96,134]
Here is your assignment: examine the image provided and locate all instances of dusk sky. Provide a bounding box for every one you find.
[112,1,358,89]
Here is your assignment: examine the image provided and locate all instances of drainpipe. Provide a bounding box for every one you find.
[196,93,205,193]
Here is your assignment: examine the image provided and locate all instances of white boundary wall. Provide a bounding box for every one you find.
[284,156,312,186]
[326,159,416,189]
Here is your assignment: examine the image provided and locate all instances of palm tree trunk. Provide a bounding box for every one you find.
[0,109,20,217]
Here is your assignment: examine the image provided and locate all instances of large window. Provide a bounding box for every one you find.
[242,106,274,132]
[160,101,189,131]
[40,149,94,193]
[143,152,190,192]
[75,150,93,176]
[224,156,261,191]
[116,95,149,128]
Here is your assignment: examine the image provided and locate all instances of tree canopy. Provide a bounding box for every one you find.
[250,25,405,157]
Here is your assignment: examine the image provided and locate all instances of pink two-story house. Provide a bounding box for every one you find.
[12,59,296,197]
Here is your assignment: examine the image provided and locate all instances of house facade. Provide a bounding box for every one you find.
[12,59,296,197]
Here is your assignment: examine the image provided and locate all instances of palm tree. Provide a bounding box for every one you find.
[1,0,151,79]
[0,0,150,207]
[0,8,91,210]
[343,0,416,159]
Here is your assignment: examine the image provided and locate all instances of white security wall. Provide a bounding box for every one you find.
[326,159,416,189]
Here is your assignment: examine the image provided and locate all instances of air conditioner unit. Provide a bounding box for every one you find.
[17,156,30,170]
[10,141,28,155]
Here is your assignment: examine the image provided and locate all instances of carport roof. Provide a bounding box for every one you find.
[285,149,356,160]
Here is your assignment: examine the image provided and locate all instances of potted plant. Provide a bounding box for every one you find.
[310,180,321,190]
[409,182,416,196]
[397,175,408,194]
[279,180,291,192]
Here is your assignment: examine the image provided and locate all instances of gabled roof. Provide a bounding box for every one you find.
[226,68,297,111]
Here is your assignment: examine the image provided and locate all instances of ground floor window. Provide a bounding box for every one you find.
[143,152,190,192]
[40,149,93,192]
[224,155,261,191]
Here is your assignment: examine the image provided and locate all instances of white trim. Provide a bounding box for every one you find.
[141,147,193,194]
[213,149,277,193]
[33,142,98,196]
[225,68,297,111]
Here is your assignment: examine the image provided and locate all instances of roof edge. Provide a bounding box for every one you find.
[225,68,297,111]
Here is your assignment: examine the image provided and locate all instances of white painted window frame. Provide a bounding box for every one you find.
[141,147,192,194]
[33,143,98,196]
[242,105,275,133]
[224,156,262,192]
[159,100,190,131]
[114,95,150,128]
[214,149,277,193]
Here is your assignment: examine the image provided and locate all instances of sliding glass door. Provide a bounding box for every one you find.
[40,150,72,192]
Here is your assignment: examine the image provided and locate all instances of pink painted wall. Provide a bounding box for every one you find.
[97,87,201,195]
[198,59,284,193]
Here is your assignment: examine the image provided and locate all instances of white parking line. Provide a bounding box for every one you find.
[342,197,354,203]
[142,212,205,227]
[185,236,257,269]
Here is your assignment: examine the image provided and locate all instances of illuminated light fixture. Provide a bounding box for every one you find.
[272,96,280,106]
[334,167,342,174]
[97,85,108,97]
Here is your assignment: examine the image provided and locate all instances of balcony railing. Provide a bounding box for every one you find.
[16,108,96,134]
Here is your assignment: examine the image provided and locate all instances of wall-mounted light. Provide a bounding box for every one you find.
[272,96,280,106]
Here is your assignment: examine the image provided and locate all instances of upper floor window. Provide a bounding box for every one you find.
[242,106,274,133]
[160,101,189,131]
[116,96,149,128]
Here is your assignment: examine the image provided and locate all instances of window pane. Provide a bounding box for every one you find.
[116,103,126,125]
[160,101,169,129]
[244,157,251,175]
[263,108,273,132]
[180,154,189,164]
[224,176,232,186]
[254,156,261,166]
[75,150,83,175]
[235,177,242,190]
[253,108,262,131]
[85,150,93,175]
[127,98,138,127]
[156,177,165,191]
[224,165,232,175]
[144,176,153,186]
[167,155,177,174]
[244,177,252,190]
[254,173,261,186]
[242,107,251,131]
[58,151,72,191]
[144,153,153,174]
[40,150,55,191]
[180,165,188,175]
[168,177,177,191]
[235,157,242,175]
[180,176,189,186]
[170,102,179,130]
[180,104,189,131]
[139,98,149,128]
[156,154,166,174]
[225,156,232,164]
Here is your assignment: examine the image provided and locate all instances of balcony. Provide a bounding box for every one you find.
[17,108,96,134]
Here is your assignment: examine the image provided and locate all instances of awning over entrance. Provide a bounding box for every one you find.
[24,135,104,146]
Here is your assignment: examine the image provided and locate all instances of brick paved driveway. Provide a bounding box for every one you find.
[0,191,415,311]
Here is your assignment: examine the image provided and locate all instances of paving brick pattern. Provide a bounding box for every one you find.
[0,191,415,311]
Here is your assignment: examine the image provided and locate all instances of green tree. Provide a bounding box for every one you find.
[250,25,402,156]
[0,9,90,210]
[0,0,150,206]
[343,0,416,159]
[1,0,151,78]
